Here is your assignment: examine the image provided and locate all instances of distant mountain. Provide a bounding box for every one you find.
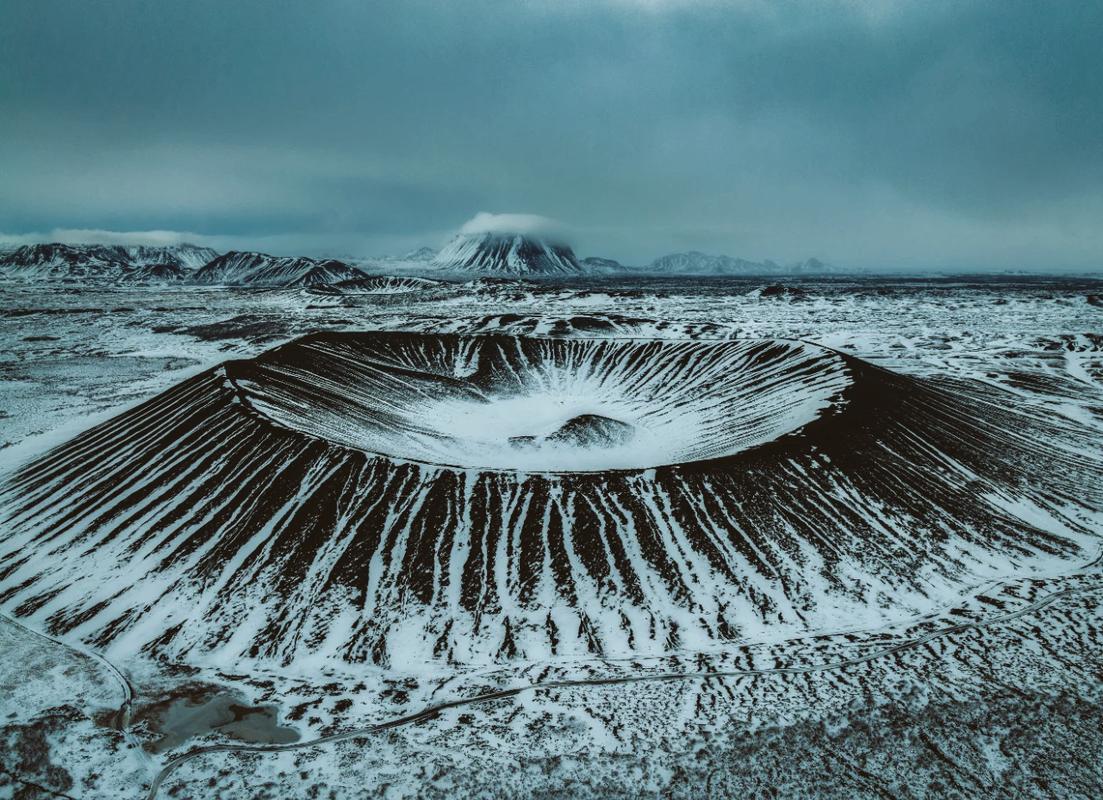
[788,258,838,274]
[0,244,129,280]
[580,256,628,273]
[131,244,219,270]
[647,251,778,275]
[402,246,437,262]
[191,251,368,286]
[433,233,583,276]
[645,251,844,276]
[284,262,370,287]
[0,243,219,281]
[350,245,439,273]
[129,262,191,282]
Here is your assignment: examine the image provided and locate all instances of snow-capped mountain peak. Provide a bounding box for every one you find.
[433,232,583,276]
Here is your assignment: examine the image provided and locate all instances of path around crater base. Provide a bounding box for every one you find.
[3,557,1097,800]
[142,567,1102,800]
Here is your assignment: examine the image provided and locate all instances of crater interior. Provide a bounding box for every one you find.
[228,333,851,471]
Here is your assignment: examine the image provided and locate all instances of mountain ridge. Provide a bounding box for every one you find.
[0,242,219,280]
[642,251,844,276]
[190,251,368,286]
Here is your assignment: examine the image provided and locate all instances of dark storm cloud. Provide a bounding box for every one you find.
[1,0,1101,269]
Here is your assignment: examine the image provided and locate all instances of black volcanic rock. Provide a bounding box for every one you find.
[760,284,809,299]
[545,414,636,448]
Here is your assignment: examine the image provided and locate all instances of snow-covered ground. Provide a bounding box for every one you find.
[1,275,1102,798]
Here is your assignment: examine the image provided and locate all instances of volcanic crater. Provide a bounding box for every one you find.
[226,333,851,472]
[0,331,1098,669]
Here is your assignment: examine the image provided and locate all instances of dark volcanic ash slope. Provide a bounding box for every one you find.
[0,332,1099,671]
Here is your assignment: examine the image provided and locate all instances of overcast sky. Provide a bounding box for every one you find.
[2,0,1101,269]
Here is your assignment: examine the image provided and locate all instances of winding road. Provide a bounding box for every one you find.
[1,611,135,731]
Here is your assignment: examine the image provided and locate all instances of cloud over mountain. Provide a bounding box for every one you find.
[459,213,566,238]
